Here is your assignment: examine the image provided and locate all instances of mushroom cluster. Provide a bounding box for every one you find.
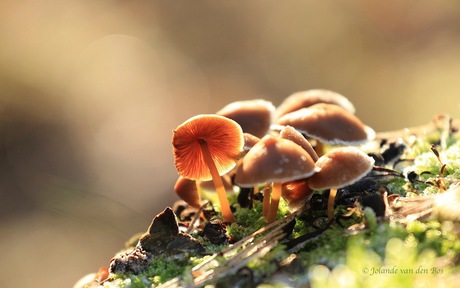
[172,90,376,223]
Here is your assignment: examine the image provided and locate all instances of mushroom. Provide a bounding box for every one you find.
[308,146,375,220]
[174,176,201,209]
[274,103,375,155]
[275,89,356,120]
[216,99,275,138]
[242,132,261,153]
[235,135,318,223]
[172,114,244,223]
[279,125,319,161]
[281,178,314,211]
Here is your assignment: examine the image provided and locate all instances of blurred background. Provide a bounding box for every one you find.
[1,1,460,287]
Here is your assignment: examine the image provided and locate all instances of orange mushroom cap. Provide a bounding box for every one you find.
[216,99,275,138]
[275,103,375,145]
[275,89,356,120]
[172,114,244,181]
[234,135,318,187]
[308,146,375,190]
[282,178,314,211]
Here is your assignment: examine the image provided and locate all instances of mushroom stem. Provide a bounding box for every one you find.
[199,140,236,223]
[327,188,337,220]
[267,182,282,223]
[262,185,271,218]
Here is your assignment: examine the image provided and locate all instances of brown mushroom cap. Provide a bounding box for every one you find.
[216,99,275,138]
[235,135,318,187]
[275,89,356,120]
[279,125,319,161]
[174,176,201,209]
[275,103,375,145]
[308,146,375,190]
[242,132,261,153]
[172,114,244,181]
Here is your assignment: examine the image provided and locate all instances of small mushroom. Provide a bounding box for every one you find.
[242,132,261,153]
[235,135,318,223]
[275,103,375,146]
[217,99,276,138]
[227,132,262,208]
[275,89,356,120]
[174,176,201,209]
[308,146,375,220]
[172,114,244,223]
[281,178,314,211]
[279,125,319,161]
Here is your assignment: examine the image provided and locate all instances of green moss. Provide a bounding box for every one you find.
[107,255,209,287]
[297,226,350,268]
[296,213,459,275]
[146,257,190,285]
[363,208,377,231]
[228,202,266,239]
[291,212,316,238]
[406,220,460,257]
[306,216,460,288]
[247,244,290,279]
[379,177,409,195]
[309,236,458,288]
[228,199,293,240]
[443,142,460,178]
[400,139,460,195]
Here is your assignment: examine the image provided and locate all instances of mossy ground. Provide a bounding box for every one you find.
[95,124,460,288]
